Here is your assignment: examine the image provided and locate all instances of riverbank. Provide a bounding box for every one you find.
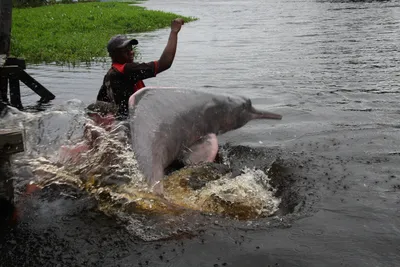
[10,2,196,65]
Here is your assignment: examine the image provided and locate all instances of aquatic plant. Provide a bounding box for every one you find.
[10,2,196,65]
[12,0,97,8]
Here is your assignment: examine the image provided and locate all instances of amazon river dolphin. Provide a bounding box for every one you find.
[128,88,282,194]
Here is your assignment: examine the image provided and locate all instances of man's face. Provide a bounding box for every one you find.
[115,45,134,63]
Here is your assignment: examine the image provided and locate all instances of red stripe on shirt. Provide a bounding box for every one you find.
[133,80,145,92]
[112,63,125,73]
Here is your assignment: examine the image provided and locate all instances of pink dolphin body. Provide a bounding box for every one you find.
[128,88,282,195]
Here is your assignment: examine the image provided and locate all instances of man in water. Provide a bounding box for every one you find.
[94,18,185,119]
[60,18,185,164]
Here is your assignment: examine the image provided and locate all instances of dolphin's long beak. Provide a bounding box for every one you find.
[250,107,282,120]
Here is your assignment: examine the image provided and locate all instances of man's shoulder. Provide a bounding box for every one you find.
[104,66,124,79]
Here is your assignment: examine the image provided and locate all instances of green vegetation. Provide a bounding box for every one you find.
[11,2,196,65]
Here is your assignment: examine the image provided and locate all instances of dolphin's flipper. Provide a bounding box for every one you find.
[150,165,165,195]
[181,133,219,165]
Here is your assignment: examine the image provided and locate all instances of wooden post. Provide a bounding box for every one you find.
[1,0,12,106]
[0,76,8,103]
[9,77,22,109]
[0,158,14,207]
[0,129,24,224]
[0,0,12,57]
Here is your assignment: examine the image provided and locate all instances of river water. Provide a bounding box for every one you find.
[1,0,400,266]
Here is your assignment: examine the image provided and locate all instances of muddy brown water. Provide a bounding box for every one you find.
[1,0,400,266]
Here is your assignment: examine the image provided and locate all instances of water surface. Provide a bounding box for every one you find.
[2,0,400,266]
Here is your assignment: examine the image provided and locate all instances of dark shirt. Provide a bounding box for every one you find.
[96,61,158,118]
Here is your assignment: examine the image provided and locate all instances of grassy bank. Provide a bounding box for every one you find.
[11,2,196,65]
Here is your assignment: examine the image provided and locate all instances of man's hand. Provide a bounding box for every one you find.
[171,18,184,33]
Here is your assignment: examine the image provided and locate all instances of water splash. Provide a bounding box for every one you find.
[164,166,281,220]
[4,102,282,240]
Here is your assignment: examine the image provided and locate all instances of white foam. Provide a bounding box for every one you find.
[197,167,281,216]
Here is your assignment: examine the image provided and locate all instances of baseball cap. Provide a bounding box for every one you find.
[107,35,139,54]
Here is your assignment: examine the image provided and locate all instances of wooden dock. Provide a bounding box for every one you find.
[0,129,24,155]
[0,0,55,110]
[1,0,53,223]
